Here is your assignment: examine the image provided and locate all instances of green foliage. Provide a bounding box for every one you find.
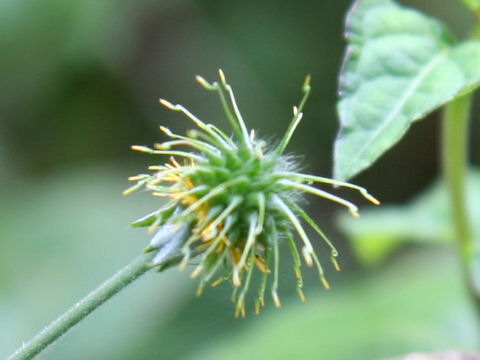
[186,251,479,360]
[463,0,480,13]
[0,0,131,105]
[338,169,480,265]
[0,167,194,359]
[334,0,480,180]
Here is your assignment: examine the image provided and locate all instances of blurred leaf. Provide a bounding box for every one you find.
[469,248,480,302]
[187,251,479,360]
[462,0,480,13]
[0,166,194,360]
[391,352,480,360]
[0,135,16,181]
[334,0,480,180]
[0,0,171,111]
[338,169,480,266]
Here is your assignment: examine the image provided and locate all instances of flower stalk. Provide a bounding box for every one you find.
[441,15,480,315]
[442,94,480,311]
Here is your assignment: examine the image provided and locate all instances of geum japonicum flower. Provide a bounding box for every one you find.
[125,70,379,316]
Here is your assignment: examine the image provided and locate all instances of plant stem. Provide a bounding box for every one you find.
[7,251,157,360]
[442,94,480,308]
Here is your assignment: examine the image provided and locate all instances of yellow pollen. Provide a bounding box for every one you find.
[128,175,147,181]
[170,156,182,168]
[148,165,165,170]
[162,175,181,182]
[211,278,223,287]
[254,255,269,273]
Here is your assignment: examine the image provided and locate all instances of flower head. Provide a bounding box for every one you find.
[125,70,379,316]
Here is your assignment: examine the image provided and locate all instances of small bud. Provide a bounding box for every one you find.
[297,288,306,302]
[195,75,215,90]
[321,276,331,290]
[131,145,153,153]
[302,247,314,267]
[218,69,226,84]
[190,265,203,279]
[272,290,281,308]
[159,99,175,110]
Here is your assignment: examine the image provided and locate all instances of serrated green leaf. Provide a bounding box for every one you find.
[338,169,480,266]
[334,0,480,180]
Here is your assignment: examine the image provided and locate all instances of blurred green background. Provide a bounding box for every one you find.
[2,0,480,359]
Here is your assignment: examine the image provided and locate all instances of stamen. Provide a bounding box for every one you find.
[181,206,223,256]
[197,77,244,142]
[210,268,231,287]
[278,179,360,217]
[193,215,237,277]
[205,250,230,283]
[271,225,281,308]
[123,178,149,195]
[186,129,233,153]
[235,249,256,317]
[255,193,265,235]
[275,75,311,155]
[170,156,181,168]
[276,112,303,155]
[190,264,204,279]
[286,232,302,278]
[195,75,215,90]
[302,246,314,266]
[196,274,206,296]
[218,69,253,151]
[255,246,270,314]
[273,195,315,257]
[159,99,233,151]
[180,176,248,217]
[311,251,330,290]
[202,196,243,240]
[206,124,237,149]
[158,126,223,158]
[233,213,258,286]
[274,172,380,205]
[154,150,204,162]
[283,197,339,258]
[128,174,150,181]
[131,145,153,153]
[172,184,208,201]
[192,205,223,236]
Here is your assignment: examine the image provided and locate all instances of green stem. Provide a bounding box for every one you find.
[7,251,157,360]
[442,94,480,308]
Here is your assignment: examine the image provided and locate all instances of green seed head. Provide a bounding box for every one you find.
[125,70,379,316]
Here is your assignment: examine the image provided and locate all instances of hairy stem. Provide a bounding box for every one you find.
[442,94,480,309]
[7,251,159,360]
